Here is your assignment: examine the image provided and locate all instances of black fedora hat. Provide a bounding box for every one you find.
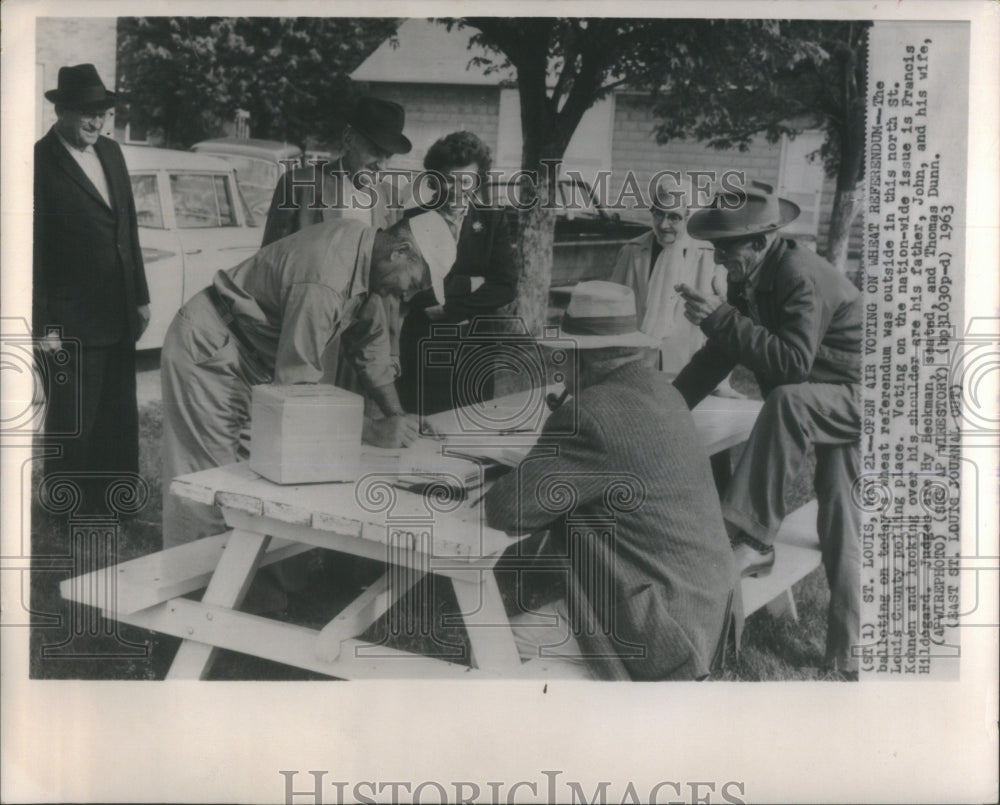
[687,180,799,242]
[44,63,116,110]
[349,96,411,155]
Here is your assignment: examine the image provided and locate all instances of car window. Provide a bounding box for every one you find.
[130,174,164,228]
[170,173,238,228]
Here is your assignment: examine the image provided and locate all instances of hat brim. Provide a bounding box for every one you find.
[687,198,801,242]
[551,329,659,349]
[353,124,412,156]
[44,88,117,109]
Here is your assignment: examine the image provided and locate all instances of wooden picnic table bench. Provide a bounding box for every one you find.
[60,390,821,678]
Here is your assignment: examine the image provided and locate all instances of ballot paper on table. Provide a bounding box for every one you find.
[359,436,485,489]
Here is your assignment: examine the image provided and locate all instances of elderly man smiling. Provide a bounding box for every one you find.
[674,180,863,676]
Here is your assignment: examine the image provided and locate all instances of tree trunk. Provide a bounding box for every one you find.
[826,180,862,273]
[494,178,558,397]
[825,131,865,273]
[513,189,557,338]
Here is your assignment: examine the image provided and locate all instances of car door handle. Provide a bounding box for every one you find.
[184,249,202,255]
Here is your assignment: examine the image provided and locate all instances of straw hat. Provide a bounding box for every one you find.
[555,281,659,349]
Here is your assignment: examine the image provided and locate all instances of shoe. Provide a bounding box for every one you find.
[732,539,775,578]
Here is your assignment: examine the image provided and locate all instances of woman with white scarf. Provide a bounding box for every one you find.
[610,175,741,396]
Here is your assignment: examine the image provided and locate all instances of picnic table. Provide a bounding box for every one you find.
[61,391,809,680]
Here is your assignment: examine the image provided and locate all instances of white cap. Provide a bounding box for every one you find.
[408,210,457,304]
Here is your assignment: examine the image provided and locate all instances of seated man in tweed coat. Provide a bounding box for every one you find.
[674,180,862,675]
[484,282,737,680]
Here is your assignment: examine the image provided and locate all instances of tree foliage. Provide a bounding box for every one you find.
[650,20,869,183]
[451,18,868,287]
[116,17,398,149]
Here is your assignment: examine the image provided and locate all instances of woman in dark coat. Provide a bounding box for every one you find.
[397,131,518,416]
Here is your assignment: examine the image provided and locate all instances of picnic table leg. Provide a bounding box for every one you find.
[166,529,271,680]
[450,568,521,672]
[314,566,425,664]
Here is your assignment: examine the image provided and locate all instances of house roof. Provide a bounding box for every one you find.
[352,19,516,86]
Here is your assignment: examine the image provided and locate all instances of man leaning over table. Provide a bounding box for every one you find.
[484,281,737,681]
[160,212,455,550]
[673,180,863,675]
[261,96,413,404]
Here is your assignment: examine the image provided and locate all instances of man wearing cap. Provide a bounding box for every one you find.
[159,212,454,550]
[610,172,739,395]
[674,180,862,674]
[33,64,150,513]
[484,281,737,681]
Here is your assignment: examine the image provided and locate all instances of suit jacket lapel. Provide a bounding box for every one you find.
[45,129,112,211]
[95,137,122,210]
[634,231,653,301]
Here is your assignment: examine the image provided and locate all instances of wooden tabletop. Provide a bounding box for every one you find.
[170,392,762,559]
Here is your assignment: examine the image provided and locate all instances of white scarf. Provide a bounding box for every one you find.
[641,237,690,341]
[640,235,704,375]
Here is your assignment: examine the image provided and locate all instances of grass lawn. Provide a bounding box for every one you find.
[28,368,847,682]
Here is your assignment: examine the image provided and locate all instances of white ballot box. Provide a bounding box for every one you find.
[249,384,364,484]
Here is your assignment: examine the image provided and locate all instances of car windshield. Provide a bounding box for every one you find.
[170,173,238,228]
[212,155,281,189]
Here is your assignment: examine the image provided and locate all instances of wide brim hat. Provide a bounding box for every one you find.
[350,96,412,156]
[687,179,799,241]
[553,281,659,349]
[408,210,457,304]
[44,63,116,110]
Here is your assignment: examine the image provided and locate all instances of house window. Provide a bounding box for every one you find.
[777,131,825,240]
[125,121,149,145]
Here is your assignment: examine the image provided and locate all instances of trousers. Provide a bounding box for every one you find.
[42,338,139,514]
[722,382,861,671]
[160,291,270,549]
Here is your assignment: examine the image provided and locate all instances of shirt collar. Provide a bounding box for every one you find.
[55,127,96,155]
[744,237,785,293]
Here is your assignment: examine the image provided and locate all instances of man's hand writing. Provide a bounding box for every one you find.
[362,414,421,448]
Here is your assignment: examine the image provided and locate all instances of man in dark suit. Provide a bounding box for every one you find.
[484,282,737,680]
[396,131,518,416]
[34,64,150,513]
[260,95,411,245]
[674,180,862,675]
